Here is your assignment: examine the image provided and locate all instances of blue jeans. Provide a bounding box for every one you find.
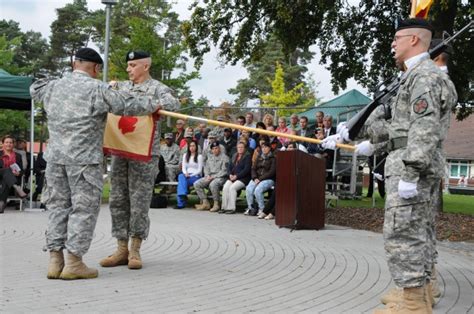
[177,173,201,207]
[246,179,274,210]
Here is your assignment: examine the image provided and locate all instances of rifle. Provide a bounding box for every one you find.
[345,20,473,141]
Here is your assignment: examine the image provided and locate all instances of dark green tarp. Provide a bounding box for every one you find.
[300,89,371,126]
[0,69,33,110]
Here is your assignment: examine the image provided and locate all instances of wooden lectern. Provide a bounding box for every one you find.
[275,150,325,229]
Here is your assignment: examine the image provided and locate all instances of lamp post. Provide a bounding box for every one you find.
[101,0,118,82]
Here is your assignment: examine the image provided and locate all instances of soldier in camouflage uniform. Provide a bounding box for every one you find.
[202,130,227,163]
[160,133,180,182]
[194,141,229,212]
[362,20,456,313]
[100,51,179,270]
[30,48,160,280]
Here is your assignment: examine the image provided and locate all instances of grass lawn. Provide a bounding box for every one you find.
[102,183,474,216]
[337,188,474,216]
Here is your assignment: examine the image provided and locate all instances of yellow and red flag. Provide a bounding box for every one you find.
[103,113,156,161]
[411,0,434,19]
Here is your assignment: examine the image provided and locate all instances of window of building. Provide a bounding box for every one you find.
[449,160,470,178]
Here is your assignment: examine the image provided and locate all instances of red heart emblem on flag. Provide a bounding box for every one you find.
[118,116,138,135]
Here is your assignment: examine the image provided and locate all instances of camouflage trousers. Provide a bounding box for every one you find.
[193,177,226,201]
[109,156,159,240]
[45,163,103,257]
[165,164,180,182]
[383,175,439,288]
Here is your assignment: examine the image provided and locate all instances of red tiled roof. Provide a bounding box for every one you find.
[444,115,474,160]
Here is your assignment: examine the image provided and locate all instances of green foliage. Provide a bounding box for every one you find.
[91,0,198,97]
[260,62,304,117]
[228,35,315,107]
[184,0,472,119]
[49,0,92,73]
[0,35,21,74]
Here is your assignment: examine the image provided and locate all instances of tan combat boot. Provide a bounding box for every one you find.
[47,250,64,279]
[374,285,431,314]
[195,199,211,210]
[59,252,98,280]
[430,266,441,300]
[128,237,143,270]
[194,200,203,209]
[381,287,403,305]
[99,239,129,267]
[210,201,220,212]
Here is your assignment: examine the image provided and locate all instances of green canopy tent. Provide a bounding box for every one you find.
[0,69,36,209]
[300,89,371,127]
[0,69,33,110]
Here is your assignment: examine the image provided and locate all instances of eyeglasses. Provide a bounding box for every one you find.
[392,34,414,42]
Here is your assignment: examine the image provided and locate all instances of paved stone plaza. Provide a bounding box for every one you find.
[1,205,473,313]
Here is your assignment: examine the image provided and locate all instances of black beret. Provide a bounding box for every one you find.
[126,50,150,62]
[75,48,103,64]
[395,18,434,33]
[210,141,220,149]
[430,38,453,55]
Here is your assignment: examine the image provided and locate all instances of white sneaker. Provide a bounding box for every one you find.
[264,213,274,220]
[244,209,251,215]
[257,212,267,219]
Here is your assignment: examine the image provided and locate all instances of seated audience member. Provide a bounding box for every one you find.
[173,119,186,144]
[241,130,257,150]
[263,113,274,129]
[179,129,199,162]
[175,140,203,209]
[179,127,194,148]
[0,135,28,213]
[315,111,324,130]
[245,141,276,216]
[220,141,252,214]
[194,141,229,212]
[198,127,211,151]
[323,115,336,138]
[266,125,283,151]
[212,115,226,140]
[252,136,270,164]
[33,150,47,203]
[160,133,180,182]
[297,116,314,148]
[15,138,31,181]
[233,115,246,140]
[289,114,300,132]
[276,117,290,146]
[245,112,257,128]
[258,186,275,220]
[284,141,308,153]
[307,128,325,157]
[251,122,266,142]
[222,128,237,157]
[458,174,467,187]
[202,130,226,162]
[194,123,207,142]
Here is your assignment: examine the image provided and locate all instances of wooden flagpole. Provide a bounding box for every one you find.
[158,110,356,152]
[410,0,417,17]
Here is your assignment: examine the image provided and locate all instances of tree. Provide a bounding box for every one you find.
[228,35,315,107]
[260,62,305,117]
[91,0,198,97]
[49,0,94,73]
[184,0,473,119]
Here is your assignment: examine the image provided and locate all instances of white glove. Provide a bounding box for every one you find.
[337,122,350,142]
[373,172,384,181]
[355,140,375,156]
[321,134,342,150]
[398,179,418,199]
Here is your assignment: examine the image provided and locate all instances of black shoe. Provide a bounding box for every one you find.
[173,205,185,209]
[225,210,236,214]
[249,208,258,216]
[218,209,226,214]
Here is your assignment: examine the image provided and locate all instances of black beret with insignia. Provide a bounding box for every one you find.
[75,47,103,64]
[395,18,434,34]
[126,50,151,62]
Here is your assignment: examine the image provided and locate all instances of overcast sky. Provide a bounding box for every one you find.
[0,0,367,105]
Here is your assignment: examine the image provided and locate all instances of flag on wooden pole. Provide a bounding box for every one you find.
[411,0,434,18]
[103,113,156,161]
